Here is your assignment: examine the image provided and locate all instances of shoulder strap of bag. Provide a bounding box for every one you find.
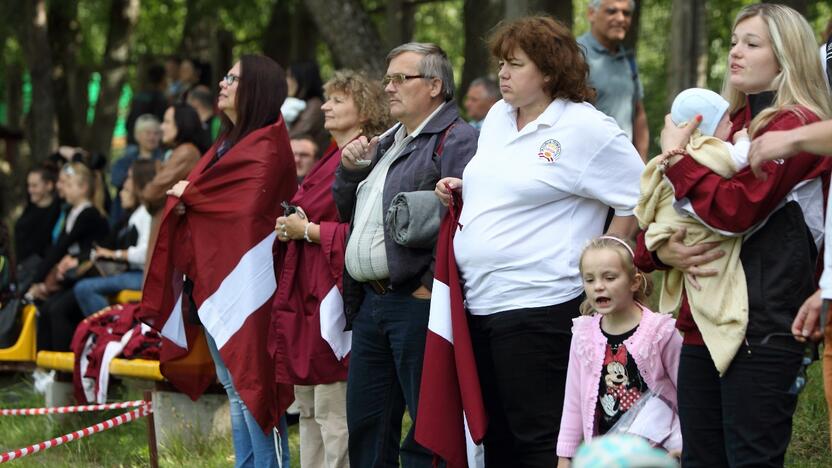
[434,122,457,158]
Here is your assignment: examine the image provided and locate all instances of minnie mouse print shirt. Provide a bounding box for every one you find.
[597,326,649,435]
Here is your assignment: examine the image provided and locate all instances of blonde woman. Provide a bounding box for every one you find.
[29,162,109,350]
[636,4,832,466]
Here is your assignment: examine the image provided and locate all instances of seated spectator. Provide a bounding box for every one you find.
[186,84,220,141]
[110,115,163,226]
[290,134,320,183]
[73,159,156,316]
[126,64,168,146]
[464,77,500,129]
[142,103,210,267]
[30,162,109,351]
[14,163,61,265]
[286,61,330,150]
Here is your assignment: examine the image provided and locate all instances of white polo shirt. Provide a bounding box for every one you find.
[454,99,644,315]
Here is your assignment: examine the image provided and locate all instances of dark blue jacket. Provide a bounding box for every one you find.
[333,101,477,324]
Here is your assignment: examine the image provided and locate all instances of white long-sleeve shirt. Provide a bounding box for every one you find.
[125,205,152,270]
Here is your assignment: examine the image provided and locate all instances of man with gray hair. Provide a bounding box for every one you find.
[578,0,649,160]
[464,77,500,129]
[333,42,478,466]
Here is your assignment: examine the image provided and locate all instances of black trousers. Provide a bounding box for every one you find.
[36,288,84,351]
[677,343,802,467]
[469,296,581,468]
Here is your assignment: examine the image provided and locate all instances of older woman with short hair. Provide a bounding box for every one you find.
[271,70,390,468]
[436,16,644,466]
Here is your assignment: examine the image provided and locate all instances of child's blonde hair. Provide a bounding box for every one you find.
[578,236,653,316]
[62,162,105,215]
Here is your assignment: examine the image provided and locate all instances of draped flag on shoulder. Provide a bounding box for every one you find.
[139,118,297,432]
[415,190,487,468]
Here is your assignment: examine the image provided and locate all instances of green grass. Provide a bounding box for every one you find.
[0,373,298,467]
[0,363,829,467]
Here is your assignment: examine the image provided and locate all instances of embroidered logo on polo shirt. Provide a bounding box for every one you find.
[537,139,561,163]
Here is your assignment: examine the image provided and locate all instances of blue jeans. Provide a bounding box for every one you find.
[206,333,290,468]
[346,287,434,468]
[73,271,144,316]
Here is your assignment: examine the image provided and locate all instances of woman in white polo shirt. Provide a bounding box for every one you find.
[436,16,644,466]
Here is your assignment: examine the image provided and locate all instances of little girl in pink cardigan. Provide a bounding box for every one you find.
[557,237,683,466]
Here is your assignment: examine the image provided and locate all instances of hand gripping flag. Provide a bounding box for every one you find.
[415,189,487,468]
[139,118,297,432]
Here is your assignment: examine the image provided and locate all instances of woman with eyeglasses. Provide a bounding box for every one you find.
[434,17,644,466]
[141,55,297,468]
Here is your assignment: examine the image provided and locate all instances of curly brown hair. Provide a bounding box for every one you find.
[323,70,393,137]
[489,16,595,104]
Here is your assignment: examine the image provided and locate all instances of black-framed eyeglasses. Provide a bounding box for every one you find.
[382,73,428,87]
[222,73,240,86]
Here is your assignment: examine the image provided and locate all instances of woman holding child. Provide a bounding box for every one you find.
[637,4,832,466]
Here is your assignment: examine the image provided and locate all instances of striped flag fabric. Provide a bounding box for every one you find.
[139,118,297,432]
[415,190,487,468]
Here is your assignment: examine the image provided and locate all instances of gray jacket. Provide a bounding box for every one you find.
[332,101,477,322]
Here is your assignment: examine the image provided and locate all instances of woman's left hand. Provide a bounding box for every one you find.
[275,209,308,242]
[166,180,190,198]
[660,114,701,153]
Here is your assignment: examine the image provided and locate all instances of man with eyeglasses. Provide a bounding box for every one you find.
[333,42,477,467]
[578,0,649,161]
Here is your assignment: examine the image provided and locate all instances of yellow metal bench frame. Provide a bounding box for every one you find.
[0,304,38,362]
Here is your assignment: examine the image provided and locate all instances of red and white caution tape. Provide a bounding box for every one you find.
[0,400,146,416]
[0,403,152,463]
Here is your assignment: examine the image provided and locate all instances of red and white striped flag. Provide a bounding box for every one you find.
[139,118,297,432]
[415,191,487,468]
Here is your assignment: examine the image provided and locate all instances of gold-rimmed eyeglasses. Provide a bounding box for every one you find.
[382,73,428,87]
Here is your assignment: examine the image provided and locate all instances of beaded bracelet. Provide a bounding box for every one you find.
[658,148,687,172]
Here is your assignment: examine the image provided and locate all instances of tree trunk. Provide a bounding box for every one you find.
[533,0,573,28]
[48,0,82,146]
[384,0,416,49]
[262,0,292,66]
[85,0,140,157]
[263,0,320,67]
[667,0,708,108]
[621,0,642,53]
[302,0,386,76]
[461,0,503,95]
[766,0,808,15]
[19,0,56,164]
[4,62,24,168]
[504,0,572,27]
[213,28,235,91]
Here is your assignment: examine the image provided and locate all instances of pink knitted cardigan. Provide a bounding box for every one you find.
[557,307,683,457]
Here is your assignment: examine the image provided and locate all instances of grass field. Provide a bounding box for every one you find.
[0,364,830,467]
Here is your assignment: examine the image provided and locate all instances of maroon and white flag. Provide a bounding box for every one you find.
[415,191,487,468]
[139,119,297,432]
